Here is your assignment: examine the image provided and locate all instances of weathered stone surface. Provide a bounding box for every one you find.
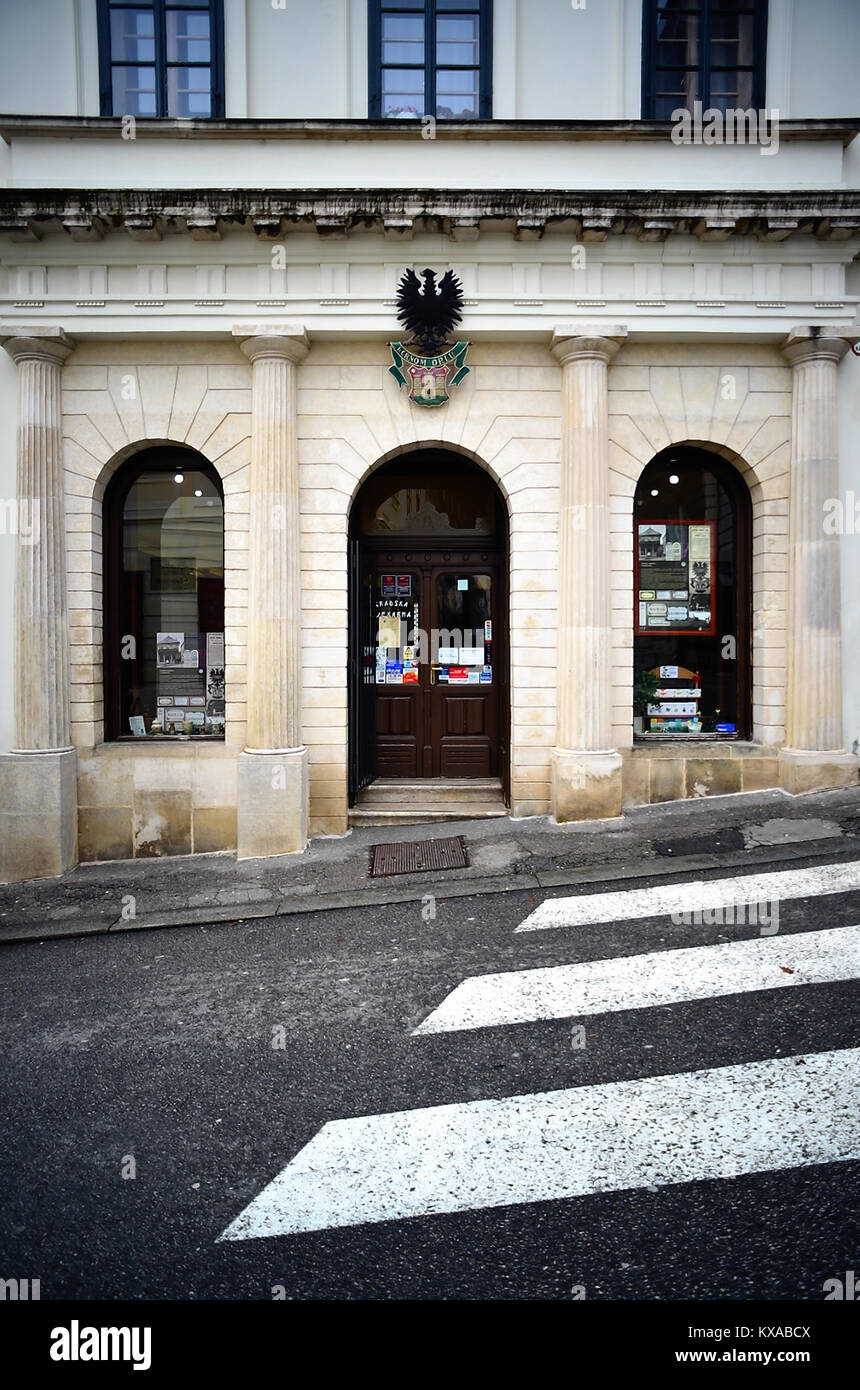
[684,758,743,798]
[133,790,192,858]
[192,806,238,854]
[0,751,77,882]
[79,806,133,862]
[778,747,858,795]
[237,748,308,860]
[551,750,623,823]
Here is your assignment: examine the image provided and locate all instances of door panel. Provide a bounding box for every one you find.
[365,551,504,781]
[348,537,376,800]
[373,569,422,777]
[443,697,485,735]
[440,737,491,777]
[429,566,498,778]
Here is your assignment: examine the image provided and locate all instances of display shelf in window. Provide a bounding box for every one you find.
[645,664,703,733]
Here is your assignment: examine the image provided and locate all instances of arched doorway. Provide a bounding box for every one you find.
[348,449,509,806]
[633,445,752,738]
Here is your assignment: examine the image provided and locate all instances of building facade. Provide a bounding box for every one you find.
[1,0,859,881]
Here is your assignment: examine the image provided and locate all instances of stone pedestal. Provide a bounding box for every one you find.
[0,325,77,882]
[236,748,309,861]
[0,750,77,882]
[778,326,858,796]
[232,324,309,859]
[550,325,627,822]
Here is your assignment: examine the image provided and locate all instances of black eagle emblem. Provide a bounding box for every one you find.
[395,267,464,354]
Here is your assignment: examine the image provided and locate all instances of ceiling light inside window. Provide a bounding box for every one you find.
[669,474,679,484]
[650,488,659,497]
[174,472,184,484]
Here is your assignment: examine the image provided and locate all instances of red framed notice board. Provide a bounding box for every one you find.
[634,519,716,636]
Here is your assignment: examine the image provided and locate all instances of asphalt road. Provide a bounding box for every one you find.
[1,856,858,1303]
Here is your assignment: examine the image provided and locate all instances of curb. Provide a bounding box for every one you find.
[2,833,860,946]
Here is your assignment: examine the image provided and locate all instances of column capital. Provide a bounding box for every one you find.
[551,324,627,367]
[0,324,75,366]
[232,323,309,365]
[780,325,857,368]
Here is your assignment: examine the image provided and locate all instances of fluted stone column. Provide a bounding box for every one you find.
[778,325,858,794]
[550,325,627,821]
[232,324,309,858]
[0,324,77,882]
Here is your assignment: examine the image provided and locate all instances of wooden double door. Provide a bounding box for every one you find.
[357,546,507,783]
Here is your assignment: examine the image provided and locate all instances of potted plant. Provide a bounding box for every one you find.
[633,669,660,734]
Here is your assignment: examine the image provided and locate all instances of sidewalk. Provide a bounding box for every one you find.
[2,784,860,944]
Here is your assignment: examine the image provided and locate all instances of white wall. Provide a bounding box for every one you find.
[513,0,626,119]
[783,0,860,119]
[0,0,858,123]
[0,349,17,751]
[245,0,354,118]
[0,0,99,117]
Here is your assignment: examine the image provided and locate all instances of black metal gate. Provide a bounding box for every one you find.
[348,535,377,802]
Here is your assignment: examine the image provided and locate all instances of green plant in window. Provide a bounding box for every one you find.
[633,669,660,715]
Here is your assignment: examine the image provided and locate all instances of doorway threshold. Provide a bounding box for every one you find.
[349,778,508,828]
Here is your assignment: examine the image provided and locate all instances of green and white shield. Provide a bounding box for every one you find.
[389,341,470,407]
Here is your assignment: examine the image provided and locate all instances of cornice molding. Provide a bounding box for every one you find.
[1,187,858,245]
[0,116,857,144]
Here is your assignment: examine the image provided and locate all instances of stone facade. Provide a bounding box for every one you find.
[0,312,855,878]
[1,324,848,879]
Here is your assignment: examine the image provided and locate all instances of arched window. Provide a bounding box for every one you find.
[103,447,224,740]
[633,447,751,738]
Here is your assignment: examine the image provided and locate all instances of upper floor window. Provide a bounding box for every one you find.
[97,0,224,118]
[369,1,492,120]
[642,0,767,119]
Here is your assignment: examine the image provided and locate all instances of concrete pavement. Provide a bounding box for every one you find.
[2,783,860,944]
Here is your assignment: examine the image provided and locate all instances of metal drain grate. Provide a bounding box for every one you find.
[370,835,468,877]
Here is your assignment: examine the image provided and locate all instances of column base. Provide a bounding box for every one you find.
[778,747,858,796]
[237,747,308,860]
[0,749,78,883]
[551,748,623,823]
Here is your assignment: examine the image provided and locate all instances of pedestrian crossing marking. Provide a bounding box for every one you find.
[219,1047,860,1240]
[412,924,860,1035]
[515,860,860,933]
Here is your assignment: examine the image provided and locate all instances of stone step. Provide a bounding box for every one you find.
[348,807,509,828]
[356,778,504,810]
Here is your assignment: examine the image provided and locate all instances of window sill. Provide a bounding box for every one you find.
[92,739,234,757]
[634,732,741,744]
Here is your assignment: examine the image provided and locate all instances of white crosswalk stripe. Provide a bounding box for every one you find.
[411,924,860,1035]
[219,1048,860,1240]
[514,860,860,933]
[219,860,860,1242]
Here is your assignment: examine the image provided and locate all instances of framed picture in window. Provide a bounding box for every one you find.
[634,519,716,636]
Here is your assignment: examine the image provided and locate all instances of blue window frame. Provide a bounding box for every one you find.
[369,0,492,120]
[97,0,224,117]
[642,0,768,119]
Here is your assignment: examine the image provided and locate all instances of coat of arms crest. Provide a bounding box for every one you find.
[389,267,470,407]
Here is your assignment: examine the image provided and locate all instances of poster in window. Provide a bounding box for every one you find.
[635,520,715,635]
[205,632,225,720]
